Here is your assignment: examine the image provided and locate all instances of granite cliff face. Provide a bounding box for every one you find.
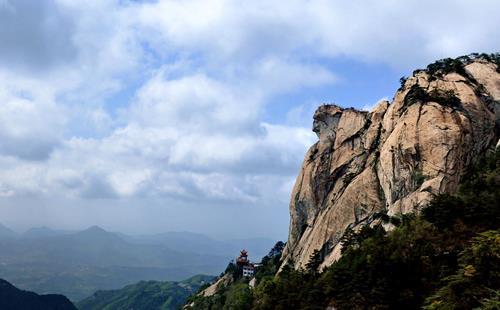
[282,55,500,269]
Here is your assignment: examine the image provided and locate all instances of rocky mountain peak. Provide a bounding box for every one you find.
[282,54,500,270]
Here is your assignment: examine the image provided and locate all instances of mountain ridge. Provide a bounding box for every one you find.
[0,223,17,239]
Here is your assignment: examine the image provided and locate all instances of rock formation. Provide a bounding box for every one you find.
[282,55,500,269]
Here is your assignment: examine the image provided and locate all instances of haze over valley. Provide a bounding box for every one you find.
[0,222,272,301]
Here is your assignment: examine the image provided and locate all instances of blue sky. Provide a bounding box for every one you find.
[0,0,499,239]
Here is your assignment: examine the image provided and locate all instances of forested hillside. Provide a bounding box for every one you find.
[78,275,213,310]
[187,150,499,309]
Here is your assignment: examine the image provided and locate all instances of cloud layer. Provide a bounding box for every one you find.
[0,0,499,237]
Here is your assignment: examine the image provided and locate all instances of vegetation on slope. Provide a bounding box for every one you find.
[185,242,285,309]
[77,274,213,310]
[187,150,500,309]
[399,53,500,90]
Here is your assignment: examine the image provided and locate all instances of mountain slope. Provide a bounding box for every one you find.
[283,54,500,269]
[220,150,498,309]
[0,278,76,310]
[77,275,213,310]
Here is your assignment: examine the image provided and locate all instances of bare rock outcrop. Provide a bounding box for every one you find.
[199,273,233,297]
[282,55,500,269]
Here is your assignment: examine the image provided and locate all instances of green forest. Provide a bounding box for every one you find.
[187,150,500,309]
[77,275,213,310]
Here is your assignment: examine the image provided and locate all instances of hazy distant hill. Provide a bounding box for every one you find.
[77,275,213,310]
[0,278,76,310]
[0,223,17,239]
[0,224,272,301]
[128,231,274,259]
[0,225,225,301]
[22,226,73,239]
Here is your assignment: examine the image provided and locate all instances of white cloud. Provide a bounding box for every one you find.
[361,97,389,112]
[0,0,498,235]
[0,78,66,160]
[128,72,260,130]
[132,0,500,69]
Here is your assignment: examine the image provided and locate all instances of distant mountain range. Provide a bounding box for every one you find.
[0,223,17,239]
[77,274,213,310]
[125,231,274,259]
[22,226,74,239]
[0,278,76,310]
[0,223,273,301]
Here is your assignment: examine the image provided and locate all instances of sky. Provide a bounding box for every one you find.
[0,0,499,240]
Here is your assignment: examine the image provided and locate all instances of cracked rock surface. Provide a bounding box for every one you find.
[282,56,500,269]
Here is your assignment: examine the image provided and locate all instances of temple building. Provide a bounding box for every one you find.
[243,264,255,277]
[236,250,249,266]
[236,249,256,277]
